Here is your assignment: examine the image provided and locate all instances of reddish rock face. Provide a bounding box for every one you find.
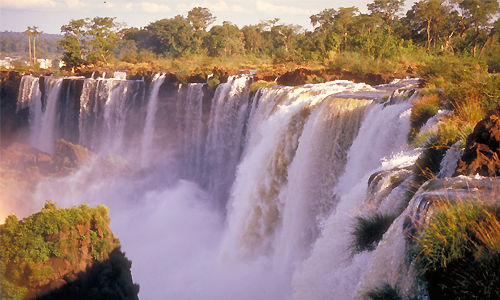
[52,139,101,171]
[455,112,500,177]
[275,68,398,86]
[1,142,52,175]
[277,68,315,86]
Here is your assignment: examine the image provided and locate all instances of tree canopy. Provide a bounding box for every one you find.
[48,3,500,71]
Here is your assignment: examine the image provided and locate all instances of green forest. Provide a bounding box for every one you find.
[1,0,499,75]
[0,31,62,59]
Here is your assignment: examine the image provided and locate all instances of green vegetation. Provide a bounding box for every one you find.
[0,31,62,58]
[250,80,277,93]
[59,17,120,69]
[364,283,403,300]
[409,93,441,142]
[352,212,398,253]
[415,202,500,299]
[3,1,495,82]
[0,201,120,300]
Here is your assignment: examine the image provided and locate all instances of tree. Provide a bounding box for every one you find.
[32,26,41,66]
[333,7,360,51]
[459,0,500,56]
[146,16,195,57]
[60,19,89,68]
[59,17,120,68]
[241,25,265,53]
[271,23,302,53]
[86,17,119,64]
[407,0,452,50]
[205,22,244,56]
[24,26,33,65]
[187,7,216,32]
[367,0,406,32]
[310,9,337,34]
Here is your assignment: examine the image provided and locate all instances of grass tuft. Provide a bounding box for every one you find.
[415,202,500,300]
[409,94,441,142]
[352,213,398,253]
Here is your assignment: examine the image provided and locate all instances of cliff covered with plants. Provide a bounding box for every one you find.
[0,201,139,300]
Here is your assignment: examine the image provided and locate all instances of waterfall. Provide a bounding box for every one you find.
[292,97,419,300]
[31,78,64,154]
[14,74,426,300]
[436,141,463,178]
[142,74,166,166]
[17,75,39,111]
[175,83,205,180]
[223,81,376,260]
[202,75,252,206]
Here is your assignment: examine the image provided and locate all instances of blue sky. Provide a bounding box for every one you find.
[0,0,419,34]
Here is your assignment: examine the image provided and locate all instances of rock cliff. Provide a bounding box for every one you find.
[0,202,139,300]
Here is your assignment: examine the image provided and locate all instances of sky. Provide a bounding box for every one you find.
[0,0,419,35]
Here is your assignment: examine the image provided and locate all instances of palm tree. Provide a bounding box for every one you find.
[24,26,33,65]
[32,26,41,67]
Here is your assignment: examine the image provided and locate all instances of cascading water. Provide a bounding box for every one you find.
[141,73,165,166]
[13,74,428,299]
[202,75,252,206]
[17,75,39,112]
[292,91,420,300]
[33,77,64,154]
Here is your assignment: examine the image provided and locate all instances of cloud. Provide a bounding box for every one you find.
[122,3,134,12]
[0,0,57,10]
[177,1,243,13]
[64,0,87,10]
[141,1,171,13]
[256,0,309,16]
[231,4,244,12]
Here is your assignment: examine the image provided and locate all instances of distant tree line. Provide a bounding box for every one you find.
[0,31,62,59]
[8,0,500,71]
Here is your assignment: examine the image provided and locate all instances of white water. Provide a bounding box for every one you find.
[12,76,425,299]
[437,141,463,178]
[292,100,417,300]
[142,74,165,166]
[17,75,39,111]
[203,75,252,206]
[33,78,63,154]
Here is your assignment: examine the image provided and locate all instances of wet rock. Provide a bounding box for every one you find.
[454,112,500,177]
[212,67,229,83]
[277,68,315,86]
[187,73,206,83]
[403,177,500,241]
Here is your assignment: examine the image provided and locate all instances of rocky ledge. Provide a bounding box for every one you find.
[454,110,500,177]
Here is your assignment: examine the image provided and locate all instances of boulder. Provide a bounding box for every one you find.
[277,68,315,86]
[52,139,101,172]
[454,112,500,177]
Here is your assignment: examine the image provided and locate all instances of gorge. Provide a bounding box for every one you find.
[2,72,498,299]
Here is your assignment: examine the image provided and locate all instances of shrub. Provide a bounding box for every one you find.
[326,51,402,75]
[409,94,441,142]
[418,55,486,88]
[416,202,500,300]
[249,80,277,93]
[436,95,484,147]
[352,213,398,253]
[364,283,403,300]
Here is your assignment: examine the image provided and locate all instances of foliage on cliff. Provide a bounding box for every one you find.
[408,55,500,191]
[0,201,138,300]
[415,202,500,299]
